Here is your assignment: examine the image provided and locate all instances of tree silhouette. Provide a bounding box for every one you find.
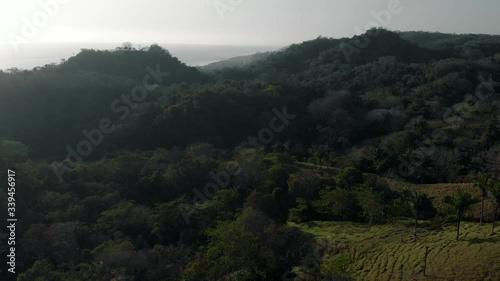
[474,172,491,225]
[444,191,479,241]
[488,179,500,234]
[404,190,433,242]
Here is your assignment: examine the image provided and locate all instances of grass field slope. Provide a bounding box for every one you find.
[293,220,500,281]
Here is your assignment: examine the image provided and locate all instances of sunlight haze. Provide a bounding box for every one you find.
[1,0,500,47]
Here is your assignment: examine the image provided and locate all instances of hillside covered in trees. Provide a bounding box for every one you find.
[1,30,500,281]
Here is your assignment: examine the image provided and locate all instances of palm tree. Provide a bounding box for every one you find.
[474,172,491,225]
[444,191,479,241]
[488,179,500,234]
[405,190,432,242]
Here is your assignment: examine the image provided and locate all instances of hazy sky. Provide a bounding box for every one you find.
[1,0,500,47]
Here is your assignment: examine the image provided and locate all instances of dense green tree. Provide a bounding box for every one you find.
[288,171,321,198]
[289,198,310,223]
[336,167,363,189]
[313,188,360,221]
[184,221,260,280]
[17,260,63,281]
[357,185,386,225]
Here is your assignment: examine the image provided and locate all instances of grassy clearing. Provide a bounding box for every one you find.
[294,161,341,175]
[373,177,496,220]
[292,220,500,281]
[372,176,477,197]
[288,165,499,279]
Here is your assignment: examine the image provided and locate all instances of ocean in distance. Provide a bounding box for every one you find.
[0,43,282,71]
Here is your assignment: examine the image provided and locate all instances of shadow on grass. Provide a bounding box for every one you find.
[467,236,500,244]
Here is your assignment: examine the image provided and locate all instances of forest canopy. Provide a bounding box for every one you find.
[1,30,499,280]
